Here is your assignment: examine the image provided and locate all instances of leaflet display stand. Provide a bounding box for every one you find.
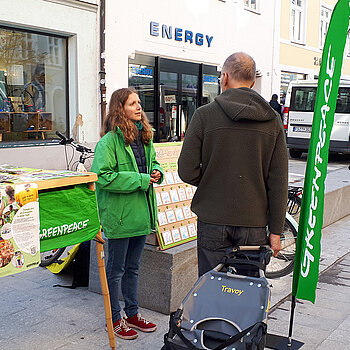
[153,142,197,250]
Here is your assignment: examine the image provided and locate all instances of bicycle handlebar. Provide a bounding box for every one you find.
[55,131,93,153]
[74,143,94,154]
[56,131,73,145]
[232,245,272,252]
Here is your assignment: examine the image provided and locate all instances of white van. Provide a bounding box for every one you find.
[283,80,350,158]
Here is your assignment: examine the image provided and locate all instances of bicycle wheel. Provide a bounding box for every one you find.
[265,216,297,279]
[40,248,66,267]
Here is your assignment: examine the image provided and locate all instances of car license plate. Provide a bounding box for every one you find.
[293,126,312,133]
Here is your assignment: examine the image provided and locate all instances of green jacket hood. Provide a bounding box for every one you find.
[215,87,277,122]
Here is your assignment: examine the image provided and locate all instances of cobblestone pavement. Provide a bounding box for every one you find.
[267,215,350,350]
[1,164,349,350]
[1,215,348,350]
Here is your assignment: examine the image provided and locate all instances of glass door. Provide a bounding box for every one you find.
[159,72,178,141]
[158,59,199,142]
[181,74,197,139]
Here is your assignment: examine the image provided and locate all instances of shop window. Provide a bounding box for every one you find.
[320,6,331,49]
[280,71,306,98]
[128,63,155,127]
[0,27,67,144]
[128,54,219,142]
[290,0,306,44]
[202,74,219,105]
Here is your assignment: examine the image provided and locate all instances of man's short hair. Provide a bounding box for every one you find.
[222,52,256,83]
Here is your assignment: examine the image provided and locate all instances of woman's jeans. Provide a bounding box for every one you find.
[106,235,147,322]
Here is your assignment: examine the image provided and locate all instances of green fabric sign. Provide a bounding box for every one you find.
[39,184,100,252]
[292,0,350,303]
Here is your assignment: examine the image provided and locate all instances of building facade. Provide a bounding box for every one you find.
[0,0,292,168]
[0,0,99,169]
[278,0,350,98]
[105,0,280,142]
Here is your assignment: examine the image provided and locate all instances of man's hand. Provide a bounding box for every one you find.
[150,170,161,184]
[270,233,281,257]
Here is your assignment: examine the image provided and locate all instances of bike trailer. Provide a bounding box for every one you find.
[162,247,272,350]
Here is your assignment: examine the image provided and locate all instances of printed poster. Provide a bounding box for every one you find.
[0,183,40,277]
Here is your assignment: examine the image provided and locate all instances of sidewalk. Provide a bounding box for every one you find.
[267,214,350,350]
[1,214,349,350]
[1,167,349,349]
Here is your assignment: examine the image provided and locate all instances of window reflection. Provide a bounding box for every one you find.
[203,74,219,105]
[0,28,67,143]
[128,64,155,126]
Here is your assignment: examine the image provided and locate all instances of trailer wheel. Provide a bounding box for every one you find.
[289,148,303,159]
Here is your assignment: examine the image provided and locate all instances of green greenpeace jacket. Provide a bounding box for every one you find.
[91,129,163,239]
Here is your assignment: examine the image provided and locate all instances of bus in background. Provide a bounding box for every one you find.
[284,80,350,158]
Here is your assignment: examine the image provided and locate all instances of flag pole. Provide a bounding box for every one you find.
[287,296,297,347]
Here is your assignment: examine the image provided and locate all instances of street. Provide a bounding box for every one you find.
[288,152,350,184]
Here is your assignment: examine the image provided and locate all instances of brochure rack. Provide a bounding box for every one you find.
[153,143,197,250]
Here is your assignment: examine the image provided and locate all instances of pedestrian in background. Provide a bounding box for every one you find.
[269,93,283,121]
[178,52,288,277]
[280,92,286,115]
[92,88,163,340]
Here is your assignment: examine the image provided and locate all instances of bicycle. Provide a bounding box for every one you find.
[287,185,303,216]
[39,131,94,267]
[262,186,303,278]
[55,131,94,172]
[265,212,298,279]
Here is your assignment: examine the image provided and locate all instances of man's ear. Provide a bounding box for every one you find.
[221,72,228,90]
[250,80,256,89]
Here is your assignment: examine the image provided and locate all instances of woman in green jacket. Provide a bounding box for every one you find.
[91,88,163,340]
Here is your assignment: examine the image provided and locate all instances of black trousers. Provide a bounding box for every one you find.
[196,220,269,277]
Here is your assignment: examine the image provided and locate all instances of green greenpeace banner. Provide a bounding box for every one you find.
[292,0,350,303]
[39,184,100,252]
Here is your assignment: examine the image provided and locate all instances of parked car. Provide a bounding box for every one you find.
[283,79,350,158]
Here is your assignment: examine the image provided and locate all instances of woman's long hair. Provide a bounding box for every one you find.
[101,88,153,145]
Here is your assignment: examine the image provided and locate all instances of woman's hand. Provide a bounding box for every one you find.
[150,170,161,184]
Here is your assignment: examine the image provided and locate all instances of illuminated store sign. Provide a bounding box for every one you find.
[203,75,218,84]
[150,21,214,48]
[130,66,153,77]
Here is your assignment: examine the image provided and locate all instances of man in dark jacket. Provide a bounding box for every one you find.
[178,52,288,276]
[269,94,283,120]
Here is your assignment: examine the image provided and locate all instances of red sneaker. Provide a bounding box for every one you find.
[125,313,157,332]
[105,318,138,340]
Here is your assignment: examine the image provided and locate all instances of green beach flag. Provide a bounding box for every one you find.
[292,0,350,303]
